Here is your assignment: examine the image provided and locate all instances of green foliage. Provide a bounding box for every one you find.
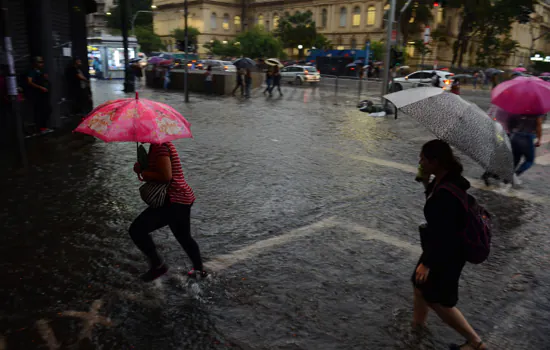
[369,41,385,61]
[172,27,201,49]
[275,11,317,49]
[412,40,432,57]
[385,0,434,44]
[531,51,550,73]
[203,39,241,58]
[475,34,519,67]
[134,26,165,54]
[313,34,331,50]
[236,26,284,58]
[106,0,153,30]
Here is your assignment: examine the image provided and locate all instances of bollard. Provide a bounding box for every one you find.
[358,77,363,101]
[334,76,339,105]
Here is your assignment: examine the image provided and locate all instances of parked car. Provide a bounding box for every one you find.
[280,65,321,85]
[221,61,237,72]
[391,70,454,92]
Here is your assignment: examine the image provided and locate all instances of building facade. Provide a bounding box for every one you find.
[152,0,550,69]
[87,0,118,36]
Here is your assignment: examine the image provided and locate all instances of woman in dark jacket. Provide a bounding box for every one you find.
[413,140,487,350]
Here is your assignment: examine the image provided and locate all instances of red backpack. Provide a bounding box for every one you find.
[438,183,492,264]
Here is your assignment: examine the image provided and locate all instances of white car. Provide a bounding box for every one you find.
[391,70,454,92]
[280,65,321,85]
[221,61,237,73]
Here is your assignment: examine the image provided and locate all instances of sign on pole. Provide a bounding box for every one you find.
[391,30,397,43]
[423,26,431,44]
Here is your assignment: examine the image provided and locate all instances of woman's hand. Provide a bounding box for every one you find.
[133,162,142,174]
[415,263,430,284]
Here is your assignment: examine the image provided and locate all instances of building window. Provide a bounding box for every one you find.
[436,8,443,24]
[351,38,357,49]
[223,14,230,30]
[339,7,347,27]
[352,6,361,26]
[258,14,264,27]
[321,9,327,27]
[234,15,241,27]
[367,6,376,26]
[211,12,217,30]
[273,14,280,29]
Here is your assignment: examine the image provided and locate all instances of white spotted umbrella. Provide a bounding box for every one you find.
[384,87,514,182]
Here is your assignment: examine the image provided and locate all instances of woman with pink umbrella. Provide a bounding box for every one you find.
[75,93,207,281]
[491,76,548,186]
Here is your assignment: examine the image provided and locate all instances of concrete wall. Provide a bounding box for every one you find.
[145,69,264,95]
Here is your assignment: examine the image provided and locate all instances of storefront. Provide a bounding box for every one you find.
[87,34,138,79]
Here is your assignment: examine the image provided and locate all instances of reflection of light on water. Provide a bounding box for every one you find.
[36,319,60,350]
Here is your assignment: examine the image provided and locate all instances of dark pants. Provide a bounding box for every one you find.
[205,80,213,95]
[264,78,272,93]
[232,81,243,96]
[268,78,282,95]
[33,93,51,129]
[511,132,536,175]
[129,202,203,270]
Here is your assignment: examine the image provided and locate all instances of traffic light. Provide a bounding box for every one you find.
[433,1,439,7]
[390,48,404,68]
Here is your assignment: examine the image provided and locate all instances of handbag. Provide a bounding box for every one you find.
[139,181,170,208]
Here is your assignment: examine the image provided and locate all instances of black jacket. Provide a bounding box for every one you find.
[420,173,469,268]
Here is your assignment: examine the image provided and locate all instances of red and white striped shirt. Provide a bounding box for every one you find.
[148,142,195,205]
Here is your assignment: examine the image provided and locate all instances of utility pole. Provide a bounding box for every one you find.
[1,5,27,168]
[381,0,396,97]
[121,0,134,93]
[395,0,413,48]
[184,0,189,102]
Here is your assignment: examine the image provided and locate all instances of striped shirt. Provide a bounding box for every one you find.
[148,142,195,205]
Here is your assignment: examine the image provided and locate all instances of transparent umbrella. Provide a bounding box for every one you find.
[384,87,514,182]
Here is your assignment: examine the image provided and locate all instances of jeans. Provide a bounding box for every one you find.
[511,132,536,175]
[264,78,272,93]
[129,202,203,269]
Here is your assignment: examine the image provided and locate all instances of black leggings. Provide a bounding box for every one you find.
[129,202,203,270]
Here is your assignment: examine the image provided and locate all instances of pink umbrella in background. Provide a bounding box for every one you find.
[513,67,527,72]
[74,92,192,143]
[541,72,550,76]
[491,76,550,115]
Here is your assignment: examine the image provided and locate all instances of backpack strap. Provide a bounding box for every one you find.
[436,183,469,211]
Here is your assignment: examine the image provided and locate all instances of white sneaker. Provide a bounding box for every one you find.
[512,174,522,187]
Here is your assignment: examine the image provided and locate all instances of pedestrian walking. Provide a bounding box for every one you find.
[431,71,441,88]
[413,139,487,350]
[204,65,213,95]
[244,68,252,98]
[232,69,244,96]
[130,142,206,281]
[263,69,273,95]
[451,78,461,95]
[27,56,52,133]
[472,72,478,90]
[268,65,283,96]
[508,115,544,186]
[491,75,498,90]
[163,66,171,91]
[92,57,103,80]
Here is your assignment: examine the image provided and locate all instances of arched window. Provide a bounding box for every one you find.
[234,15,241,26]
[273,14,280,29]
[367,6,376,26]
[223,14,230,30]
[258,14,264,27]
[352,6,361,26]
[321,9,327,28]
[210,12,217,30]
[339,7,347,27]
[351,38,357,49]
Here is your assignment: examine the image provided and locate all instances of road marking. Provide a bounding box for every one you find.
[323,148,545,203]
[536,153,550,166]
[336,220,421,254]
[205,217,338,272]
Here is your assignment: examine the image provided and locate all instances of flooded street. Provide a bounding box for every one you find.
[1,81,549,349]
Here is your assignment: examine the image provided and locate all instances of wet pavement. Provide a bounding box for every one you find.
[1,80,549,349]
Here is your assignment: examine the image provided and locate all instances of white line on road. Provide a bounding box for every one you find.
[337,221,421,254]
[323,148,545,203]
[205,217,339,272]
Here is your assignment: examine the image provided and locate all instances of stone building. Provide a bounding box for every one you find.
[87,0,118,36]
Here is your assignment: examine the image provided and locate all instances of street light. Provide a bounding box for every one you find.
[298,44,303,49]
[131,10,155,37]
[151,5,157,9]
[106,12,111,15]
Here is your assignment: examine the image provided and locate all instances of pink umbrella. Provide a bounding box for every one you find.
[491,76,550,115]
[541,72,550,76]
[513,67,527,72]
[74,92,192,143]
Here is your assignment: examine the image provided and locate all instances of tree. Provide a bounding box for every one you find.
[134,26,165,54]
[313,34,331,50]
[203,39,241,58]
[369,41,385,61]
[172,27,201,52]
[385,0,434,45]
[412,40,432,66]
[274,11,320,57]
[236,26,284,58]
[475,34,519,67]
[106,0,154,31]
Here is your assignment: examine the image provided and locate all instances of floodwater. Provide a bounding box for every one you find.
[1,81,549,349]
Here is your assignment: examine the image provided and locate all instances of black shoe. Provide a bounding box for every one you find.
[187,268,208,279]
[481,172,490,187]
[140,264,168,282]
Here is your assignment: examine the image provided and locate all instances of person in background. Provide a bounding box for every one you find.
[244,68,252,98]
[92,57,103,80]
[268,65,283,97]
[66,57,90,116]
[27,56,52,133]
[263,68,273,95]
[451,78,461,95]
[431,71,441,88]
[508,115,544,186]
[414,140,487,350]
[491,75,498,90]
[472,72,478,90]
[232,69,244,96]
[204,65,213,95]
[163,65,171,91]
